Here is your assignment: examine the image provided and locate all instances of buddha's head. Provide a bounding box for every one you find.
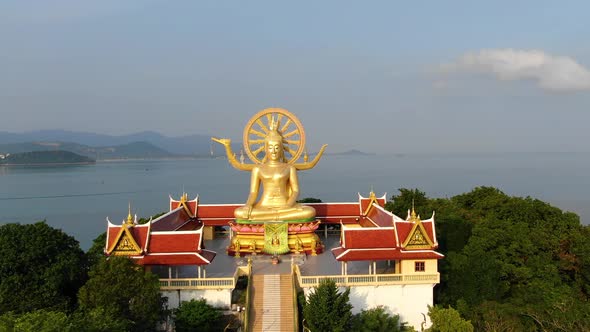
[265,119,286,162]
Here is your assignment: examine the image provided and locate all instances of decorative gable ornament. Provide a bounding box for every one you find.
[107,225,143,256]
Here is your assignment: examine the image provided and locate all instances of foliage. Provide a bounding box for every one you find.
[0,222,87,314]
[86,232,106,269]
[69,307,130,332]
[0,150,94,165]
[174,299,222,332]
[384,188,429,215]
[77,256,166,332]
[386,186,590,330]
[0,310,70,332]
[303,279,353,332]
[426,306,473,332]
[297,197,322,203]
[350,306,407,332]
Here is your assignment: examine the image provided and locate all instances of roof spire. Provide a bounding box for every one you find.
[126,202,134,225]
[409,199,421,222]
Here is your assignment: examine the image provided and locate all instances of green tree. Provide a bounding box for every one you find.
[77,256,166,332]
[430,187,589,329]
[303,279,352,332]
[384,188,429,217]
[86,232,106,269]
[297,197,322,203]
[426,306,473,332]
[10,310,70,332]
[69,307,129,332]
[0,222,87,314]
[174,299,221,332]
[350,306,407,332]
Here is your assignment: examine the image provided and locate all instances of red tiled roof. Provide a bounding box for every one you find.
[310,202,360,217]
[395,221,414,243]
[148,232,202,253]
[332,247,444,261]
[106,223,150,252]
[151,208,192,232]
[394,219,438,248]
[343,228,397,248]
[366,205,394,227]
[137,250,216,266]
[198,204,241,219]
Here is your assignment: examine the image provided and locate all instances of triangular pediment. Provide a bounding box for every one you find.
[402,222,434,249]
[107,226,143,256]
[362,192,379,216]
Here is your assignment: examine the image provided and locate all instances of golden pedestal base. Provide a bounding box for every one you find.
[227,221,324,256]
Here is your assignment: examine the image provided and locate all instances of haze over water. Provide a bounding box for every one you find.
[1,152,588,250]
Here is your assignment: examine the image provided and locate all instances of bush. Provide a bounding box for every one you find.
[174,299,222,332]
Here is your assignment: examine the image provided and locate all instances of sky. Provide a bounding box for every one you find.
[1,1,589,154]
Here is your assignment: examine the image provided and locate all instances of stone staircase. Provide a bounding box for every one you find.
[250,274,295,332]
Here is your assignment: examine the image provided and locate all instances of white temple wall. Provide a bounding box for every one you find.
[162,289,232,310]
[302,284,434,330]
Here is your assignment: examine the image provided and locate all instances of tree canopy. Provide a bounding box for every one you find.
[174,298,221,332]
[0,222,87,314]
[386,187,590,331]
[426,305,473,332]
[303,279,353,332]
[77,256,166,332]
[351,306,408,332]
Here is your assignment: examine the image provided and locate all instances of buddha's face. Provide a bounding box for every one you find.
[266,138,283,162]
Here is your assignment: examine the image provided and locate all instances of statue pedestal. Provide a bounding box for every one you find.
[227,220,323,257]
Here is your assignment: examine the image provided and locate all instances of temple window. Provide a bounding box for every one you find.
[415,261,425,272]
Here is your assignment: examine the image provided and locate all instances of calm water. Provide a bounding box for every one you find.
[1,153,589,249]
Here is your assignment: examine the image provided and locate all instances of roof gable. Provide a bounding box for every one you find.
[401,221,435,249]
[106,225,143,256]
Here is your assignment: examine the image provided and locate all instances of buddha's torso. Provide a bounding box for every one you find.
[256,163,291,208]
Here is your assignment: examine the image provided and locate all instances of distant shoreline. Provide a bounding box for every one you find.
[0,161,96,166]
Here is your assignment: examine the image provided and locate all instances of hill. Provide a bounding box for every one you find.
[0,141,176,160]
[0,130,213,156]
[0,150,95,165]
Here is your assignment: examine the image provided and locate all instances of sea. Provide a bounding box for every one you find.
[1,152,589,250]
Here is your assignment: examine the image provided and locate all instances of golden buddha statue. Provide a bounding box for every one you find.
[212,108,327,222]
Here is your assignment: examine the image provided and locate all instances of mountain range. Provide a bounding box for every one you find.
[0,130,215,156]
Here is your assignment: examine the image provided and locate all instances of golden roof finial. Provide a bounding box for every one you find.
[180,192,188,203]
[409,199,421,222]
[126,202,134,225]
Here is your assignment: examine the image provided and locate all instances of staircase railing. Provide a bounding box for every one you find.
[243,258,252,332]
[291,263,299,332]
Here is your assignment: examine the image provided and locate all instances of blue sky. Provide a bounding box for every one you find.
[1,1,589,153]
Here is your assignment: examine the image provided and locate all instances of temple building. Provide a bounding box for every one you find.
[104,108,443,331]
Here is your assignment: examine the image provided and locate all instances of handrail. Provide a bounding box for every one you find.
[243,258,252,332]
[159,266,249,291]
[291,263,299,332]
[159,277,236,290]
[293,265,439,287]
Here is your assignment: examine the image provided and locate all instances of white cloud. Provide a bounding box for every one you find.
[443,49,590,92]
